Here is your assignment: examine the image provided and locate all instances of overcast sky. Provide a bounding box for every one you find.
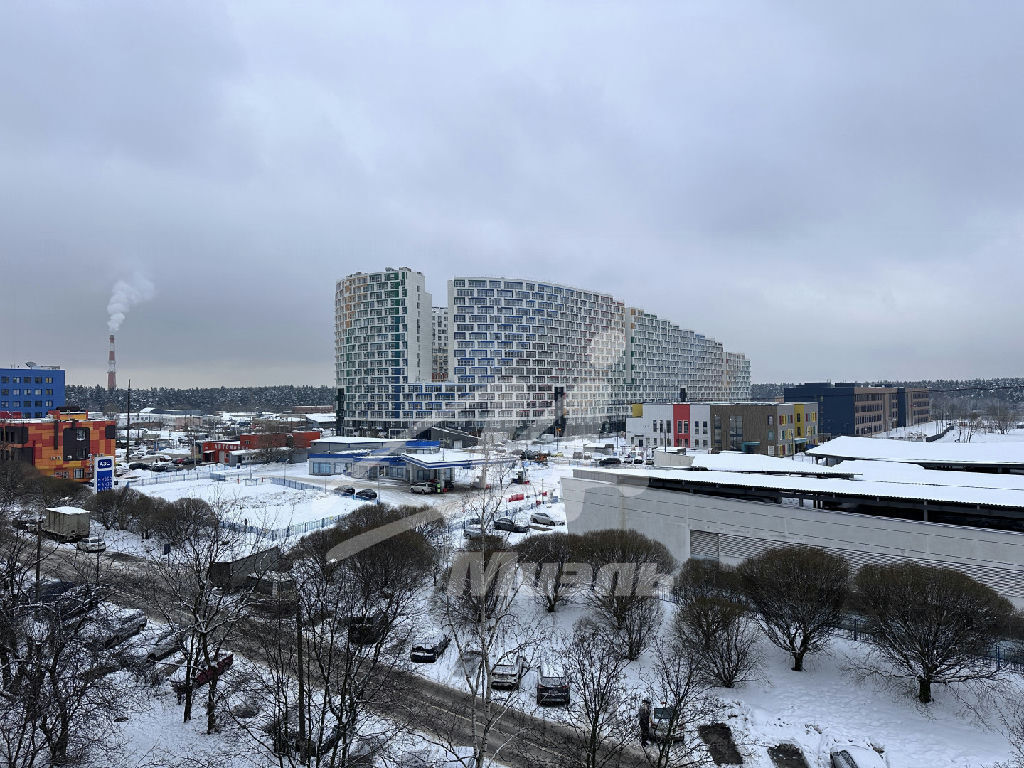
[2,1,1022,389]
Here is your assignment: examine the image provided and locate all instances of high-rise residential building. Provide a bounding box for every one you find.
[431,306,449,382]
[784,382,899,438]
[0,366,65,418]
[336,269,751,438]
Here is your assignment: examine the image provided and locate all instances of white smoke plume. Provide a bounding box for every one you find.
[107,274,155,332]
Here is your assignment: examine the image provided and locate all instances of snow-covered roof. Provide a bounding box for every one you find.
[303,413,337,423]
[583,466,1024,509]
[46,506,89,516]
[835,460,1024,493]
[808,436,1024,467]
[689,452,854,477]
[402,450,516,469]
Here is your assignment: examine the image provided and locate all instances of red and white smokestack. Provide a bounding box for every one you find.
[107,334,117,391]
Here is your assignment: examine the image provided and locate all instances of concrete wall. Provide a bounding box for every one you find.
[562,475,1024,604]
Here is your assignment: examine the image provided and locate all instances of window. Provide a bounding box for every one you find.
[73,469,84,479]
[767,415,773,426]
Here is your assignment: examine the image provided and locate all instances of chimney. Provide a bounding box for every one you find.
[107,334,117,391]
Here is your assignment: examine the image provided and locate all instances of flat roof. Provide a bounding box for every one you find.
[576,465,1024,510]
[402,450,515,469]
[688,453,854,477]
[808,436,1024,467]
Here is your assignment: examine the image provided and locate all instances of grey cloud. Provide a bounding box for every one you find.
[1,0,1022,387]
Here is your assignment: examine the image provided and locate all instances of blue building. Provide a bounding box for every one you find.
[784,381,898,438]
[0,367,66,418]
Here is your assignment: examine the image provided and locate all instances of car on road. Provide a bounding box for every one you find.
[490,653,527,689]
[410,482,435,494]
[598,456,621,466]
[355,488,378,501]
[494,516,529,533]
[410,632,451,663]
[530,511,563,526]
[536,663,570,705]
[335,486,356,496]
[77,536,107,553]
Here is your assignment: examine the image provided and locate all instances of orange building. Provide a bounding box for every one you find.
[0,411,116,482]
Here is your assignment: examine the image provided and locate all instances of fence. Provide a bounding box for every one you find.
[124,471,215,487]
[269,477,328,493]
[221,512,348,542]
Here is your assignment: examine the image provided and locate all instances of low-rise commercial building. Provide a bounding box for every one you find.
[0,366,65,419]
[784,382,898,437]
[627,401,818,456]
[0,411,115,481]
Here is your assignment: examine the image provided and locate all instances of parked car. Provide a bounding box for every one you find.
[410,482,434,494]
[649,704,683,743]
[598,456,622,466]
[145,625,182,663]
[348,614,386,645]
[128,462,148,470]
[335,486,356,496]
[149,464,167,473]
[355,488,378,501]
[490,653,527,689]
[830,747,887,768]
[633,457,646,465]
[536,663,570,705]
[530,511,563,526]
[494,516,529,533]
[76,536,107,553]
[100,608,147,649]
[463,523,485,541]
[410,633,451,663]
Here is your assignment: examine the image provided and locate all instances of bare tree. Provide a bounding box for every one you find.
[579,529,675,660]
[138,502,267,731]
[428,458,541,768]
[559,618,633,768]
[515,532,584,613]
[672,560,761,688]
[738,546,849,672]
[642,638,717,768]
[855,562,1013,704]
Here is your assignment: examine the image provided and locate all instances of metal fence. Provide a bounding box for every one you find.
[124,471,215,487]
[269,477,328,493]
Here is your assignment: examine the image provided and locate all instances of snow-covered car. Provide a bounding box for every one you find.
[536,663,570,706]
[76,536,107,553]
[530,511,563,526]
[463,523,485,541]
[490,654,526,689]
[410,632,450,663]
[831,746,887,768]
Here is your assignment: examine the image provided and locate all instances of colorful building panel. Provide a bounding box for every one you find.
[0,412,115,481]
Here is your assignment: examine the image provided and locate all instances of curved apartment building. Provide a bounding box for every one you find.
[336,268,750,438]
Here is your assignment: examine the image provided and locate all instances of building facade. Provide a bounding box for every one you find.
[628,401,818,456]
[431,307,449,381]
[336,269,751,438]
[784,382,897,438]
[897,387,931,427]
[0,367,65,419]
[0,411,115,481]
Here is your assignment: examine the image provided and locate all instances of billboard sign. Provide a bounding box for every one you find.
[94,455,114,492]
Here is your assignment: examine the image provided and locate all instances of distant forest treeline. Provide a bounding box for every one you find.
[752,378,1024,409]
[66,384,336,414]
[65,378,1024,415]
